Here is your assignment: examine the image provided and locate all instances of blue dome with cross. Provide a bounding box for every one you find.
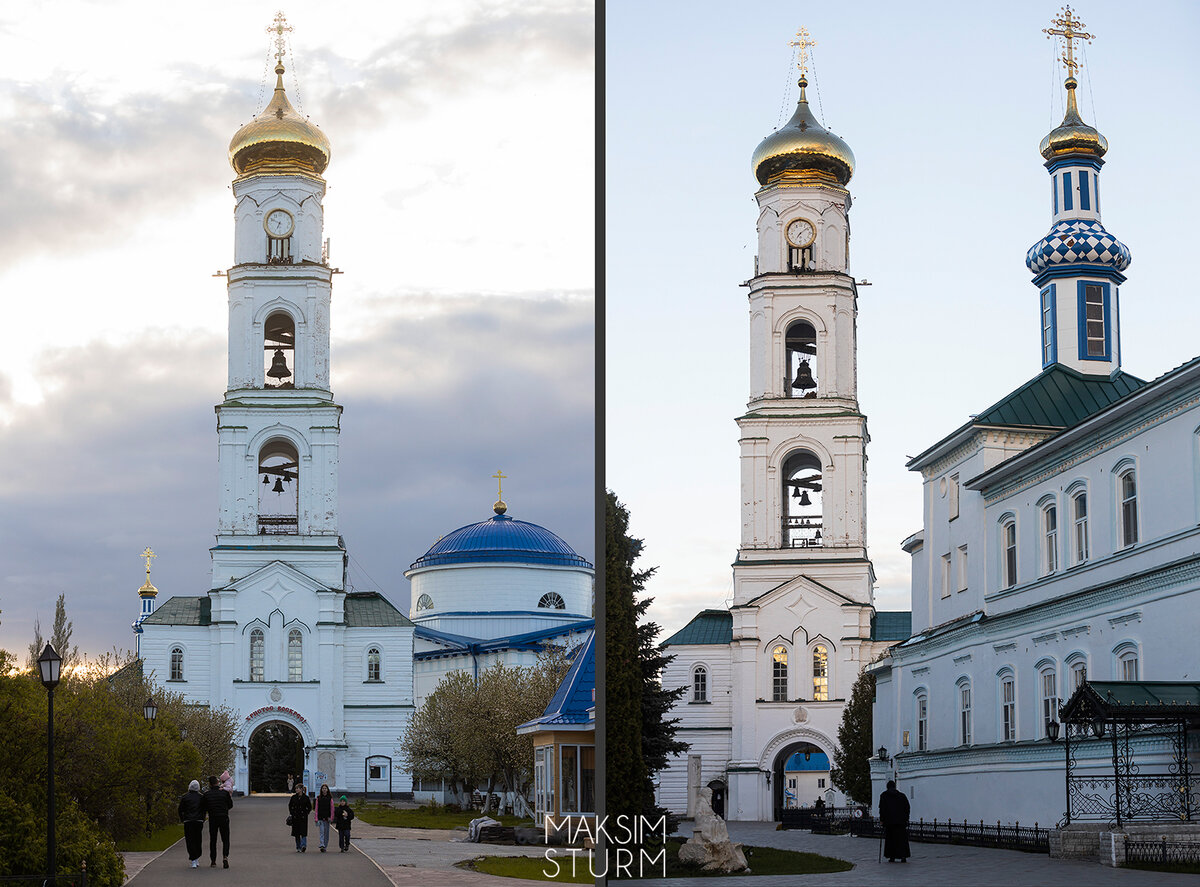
[409,508,592,570]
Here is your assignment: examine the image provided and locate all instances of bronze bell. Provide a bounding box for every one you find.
[272,477,285,493]
[799,491,811,507]
[792,485,802,500]
[791,360,816,390]
[263,474,270,485]
[267,349,291,379]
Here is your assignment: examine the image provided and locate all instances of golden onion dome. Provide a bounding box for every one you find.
[139,578,158,598]
[229,62,331,177]
[752,76,854,187]
[1040,77,1107,161]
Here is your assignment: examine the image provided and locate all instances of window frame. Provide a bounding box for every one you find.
[170,646,185,682]
[249,628,265,682]
[1038,662,1059,740]
[288,629,303,682]
[1001,517,1018,588]
[537,592,566,610]
[940,552,952,598]
[999,671,1016,742]
[367,647,382,683]
[1040,284,1058,367]
[1070,487,1089,565]
[958,680,972,746]
[915,691,928,752]
[811,644,829,702]
[771,645,789,702]
[692,665,708,703]
[1077,280,1112,361]
[1114,643,1139,681]
[957,545,969,592]
[1117,466,1139,548]
[1041,500,1058,575]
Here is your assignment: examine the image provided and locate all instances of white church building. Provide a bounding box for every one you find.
[870,18,1200,831]
[136,25,592,799]
[659,52,909,823]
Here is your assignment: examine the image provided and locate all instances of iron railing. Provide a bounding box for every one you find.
[258,515,298,534]
[1124,837,1200,867]
[782,806,1050,853]
[0,871,88,887]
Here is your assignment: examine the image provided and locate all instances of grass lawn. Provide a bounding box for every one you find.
[117,824,184,853]
[656,837,853,877]
[354,802,533,830]
[458,855,594,883]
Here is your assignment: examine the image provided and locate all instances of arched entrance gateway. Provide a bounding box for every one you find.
[770,741,831,821]
[248,721,304,794]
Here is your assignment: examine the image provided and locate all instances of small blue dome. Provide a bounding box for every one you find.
[1026,219,1131,276]
[410,513,593,570]
[784,751,830,771]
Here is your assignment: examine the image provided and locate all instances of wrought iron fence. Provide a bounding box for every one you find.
[1124,837,1200,866]
[781,806,1050,853]
[0,872,88,887]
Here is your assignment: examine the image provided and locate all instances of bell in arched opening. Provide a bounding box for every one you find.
[791,360,816,391]
[267,349,292,379]
[272,477,285,494]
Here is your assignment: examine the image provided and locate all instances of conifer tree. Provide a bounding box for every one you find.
[829,667,875,805]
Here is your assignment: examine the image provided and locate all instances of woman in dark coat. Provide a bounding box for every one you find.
[289,783,313,852]
[878,779,911,863]
[178,779,206,868]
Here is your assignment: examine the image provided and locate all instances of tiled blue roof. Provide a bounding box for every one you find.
[870,611,912,642]
[519,630,595,729]
[410,513,593,570]
[662,610,732,646]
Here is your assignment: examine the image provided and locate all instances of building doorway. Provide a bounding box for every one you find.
[771,741,829,820]
[249,721,304,794]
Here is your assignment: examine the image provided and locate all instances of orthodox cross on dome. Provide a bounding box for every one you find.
[789,27,817,77]
[267,10,294,64]
[140,546,156,579]
[492,469,508,515]
[1044,6,1094,79]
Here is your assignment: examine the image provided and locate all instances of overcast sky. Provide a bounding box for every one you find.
[606,1,1200,640]
[0,0,594,659]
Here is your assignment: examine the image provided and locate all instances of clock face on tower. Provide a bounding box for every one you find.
[786,218,815,248]
[264,209,295,238]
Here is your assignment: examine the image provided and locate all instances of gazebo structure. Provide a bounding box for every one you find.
[1054,681,1199,828]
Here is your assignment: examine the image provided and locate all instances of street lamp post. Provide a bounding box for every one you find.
[143,698,158,836]
[37,643,62,884]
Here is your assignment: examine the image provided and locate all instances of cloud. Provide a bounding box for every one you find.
[0,290,594,658]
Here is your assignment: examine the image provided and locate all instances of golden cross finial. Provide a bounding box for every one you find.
[789,27,817,77]
[267,11,294,64]
[1044,6,1094,79]
[140,547,156,578]
[492,469,507,500]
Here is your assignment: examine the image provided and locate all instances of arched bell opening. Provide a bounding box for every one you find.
[783,450,823,548]
[248,720,305,794]
[785,320,818,398]
[264,312,295,389]
[775,742,831,817]
[258,438,299,534]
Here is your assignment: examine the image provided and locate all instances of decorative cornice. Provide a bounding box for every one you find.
[1107,610,1142,627]
[1033,631,1059,645]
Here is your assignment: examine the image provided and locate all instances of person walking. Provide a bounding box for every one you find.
[878,779,911,863]
[202,774,234,868]
[289,783,313,852]
[314,783,334,852]
[177,779,206,869]
[333,795,355,853]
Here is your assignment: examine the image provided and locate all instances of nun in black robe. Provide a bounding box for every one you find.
[878,780,911,862]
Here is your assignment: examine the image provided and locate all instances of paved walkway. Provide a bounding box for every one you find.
[620,821,1198,886]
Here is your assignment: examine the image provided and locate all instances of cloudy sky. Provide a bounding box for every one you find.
[0,0,594,659]
[607,1,1200,639]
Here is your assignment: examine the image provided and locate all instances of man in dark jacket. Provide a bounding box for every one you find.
[333,795,355,852]
[289,784,313,851]
[878,779,911,863]
[202,775,234,868]
[177,780,205,868]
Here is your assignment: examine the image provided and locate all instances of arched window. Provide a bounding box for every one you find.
[1041,502,1058,575]
[957,680,972,746]
[771,646,788,702]
[288,629,302,682]
[812,644,829,701]
[415,593,434,611]
[1115,644,1139,681]
[367,647,381,682]
[263,311,295,388]
[1038,662,1058,739]
[258,438,299,535]
[1001,518,1018,588]
[915,692,928,751]
[538,592,566,610]
[249,629,265,682]
[1067,655,1088,694]
[1071,489,1089,564]
[170,646,184,682]
[782,450,822,548]
[999,671,1016,741]
[692,665,708,702]
[1118,468,1138,547]
[785,320,818,397]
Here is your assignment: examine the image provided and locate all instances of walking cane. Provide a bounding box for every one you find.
[878,829,883,864]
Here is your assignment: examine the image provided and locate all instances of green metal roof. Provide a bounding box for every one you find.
[662,609,732,646]
[1062,681,1200,721]
[870,611,912,642]
[344,592,413,628]
[973,365,1145,429]
[142,596,211,626]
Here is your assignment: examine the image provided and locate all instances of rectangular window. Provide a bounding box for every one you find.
[580,746,595,814]
[917,697,928,751]
[1120,472,1138,547]
[960,686,972,745]
[818,778,826,789]
[940,553,952,598]
[1041,671,1058,737]
[1079,168,1090,210]
[1052,174,1059,214]
[1062,171,1073,210]
[1040,286,1056,366]
[1003,522,1017,588]
[1001,677,1016,742]
[1094,173,1100,213]
[1043,505,1058,574]
[1073,493,1089,563]
[693,668,707,702]
[1071,661,1087,693]
[560,745,579,814]
[948,474,960,520]
[1120,654,1138,681]
[1078,282,1110,359]
[957,545,968,591]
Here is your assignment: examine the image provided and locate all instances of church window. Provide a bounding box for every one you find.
[258,439,299,535]
[1042,503,1058,575]
[1071,490,1089,564]
[1040,285,1057,366]
[249,629,264,682]
[1052,174,1059,214]
[1078,282,1110,359]
[1079,170,1091,210]
[782,450,822,548]
[1062,171,1073,211]
[785,320,818,398]
[1039,664,1058,739]
[1118,468,1138,547]
[288,629,302,682]
[1001,518,1017,588]
[1000,673,1016,742]
[538,592,566,610]
[1115,644,1139,681]
[692,665,708,702]
[958,681,972,746]
[915,693,928,751]
[170,646,184,682]
[416,594,434,611]
[812,645,828,701]
[264,312,295,389]
[771,646,788,702]
[1068,656,1087,693]
[367,647,381,682]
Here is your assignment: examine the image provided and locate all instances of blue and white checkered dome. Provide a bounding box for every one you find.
[409,511,593,570]
[1026,219,1131,276]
